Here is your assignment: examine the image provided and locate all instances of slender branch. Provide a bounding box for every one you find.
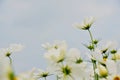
[44,77,47,80]
[88,29,94,43]
[88,29,99,80]
[92,60,99,80]
[57,75,59,80]
[88,29,94,51]
[8,56,12,65]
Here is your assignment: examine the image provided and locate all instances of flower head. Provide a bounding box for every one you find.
[44,49,65,63]
[43,41,67,63]
[33,68,50,79]
[66,48,83,64]
[16,68,36,80]
[0,44,24,57]
[74,17,95,30]
[42,40,67,51]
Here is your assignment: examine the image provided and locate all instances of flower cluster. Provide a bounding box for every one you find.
[0,17,120,80]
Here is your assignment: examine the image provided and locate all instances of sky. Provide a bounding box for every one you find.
[0,0,120,78]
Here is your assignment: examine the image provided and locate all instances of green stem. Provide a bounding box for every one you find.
[8,56,12,65]
[88,29,99,80]
[44,77,47,80]
[92,60,98,80]
[88,29,94,50]
[57,75,59,80]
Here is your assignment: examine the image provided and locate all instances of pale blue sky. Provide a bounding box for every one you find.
[0,0,120,78]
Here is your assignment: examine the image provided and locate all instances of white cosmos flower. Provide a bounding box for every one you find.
[46,48,89,80]
[86,48,106,63]
[74,17,95,30]
[8,44,24,52]
[100,41,117,53]
[42,40,67,51]
[16,68,36,80]
[66,48,83,64]
[44,48,65,63]
[33,69,50,79]
[0,44,24,57]
[44,41,67,63]
[49,63,87,80]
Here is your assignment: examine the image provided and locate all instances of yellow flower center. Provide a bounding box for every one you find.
[113,75,120,80]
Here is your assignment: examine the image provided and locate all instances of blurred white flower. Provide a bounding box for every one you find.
[42,40,67,51]
[74,17,95,30]
[33,69,50,79]
[66,48,83,64]
[0,44,24,57]
[44,41,67,63]
[57,64,85,80]
[16,68,36,80]
[47,62,87,80]
[86,48,106,63]
[44,49,65,63]
[100,41,117,53]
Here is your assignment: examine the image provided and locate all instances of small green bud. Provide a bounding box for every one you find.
[91,59,96,63]
[6,52,11,57]
[87,45,94,50]
[101,49,108,54]
[62,65,71,75]
[93,39,99,45]
[102,54,108,62]
[110,49,117,54]
[41,72,49,77]
[75,58,83,64]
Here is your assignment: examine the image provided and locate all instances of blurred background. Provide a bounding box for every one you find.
[0,0,120,77]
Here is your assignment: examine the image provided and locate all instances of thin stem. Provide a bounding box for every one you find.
[57,75,59,80]
[44,77,47,80]
[8,56,12,65]
[88,29,94,51]
[88,29,94,43]
[93,61,96,78]
[92,60,98,80]
[88,29,99,80]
